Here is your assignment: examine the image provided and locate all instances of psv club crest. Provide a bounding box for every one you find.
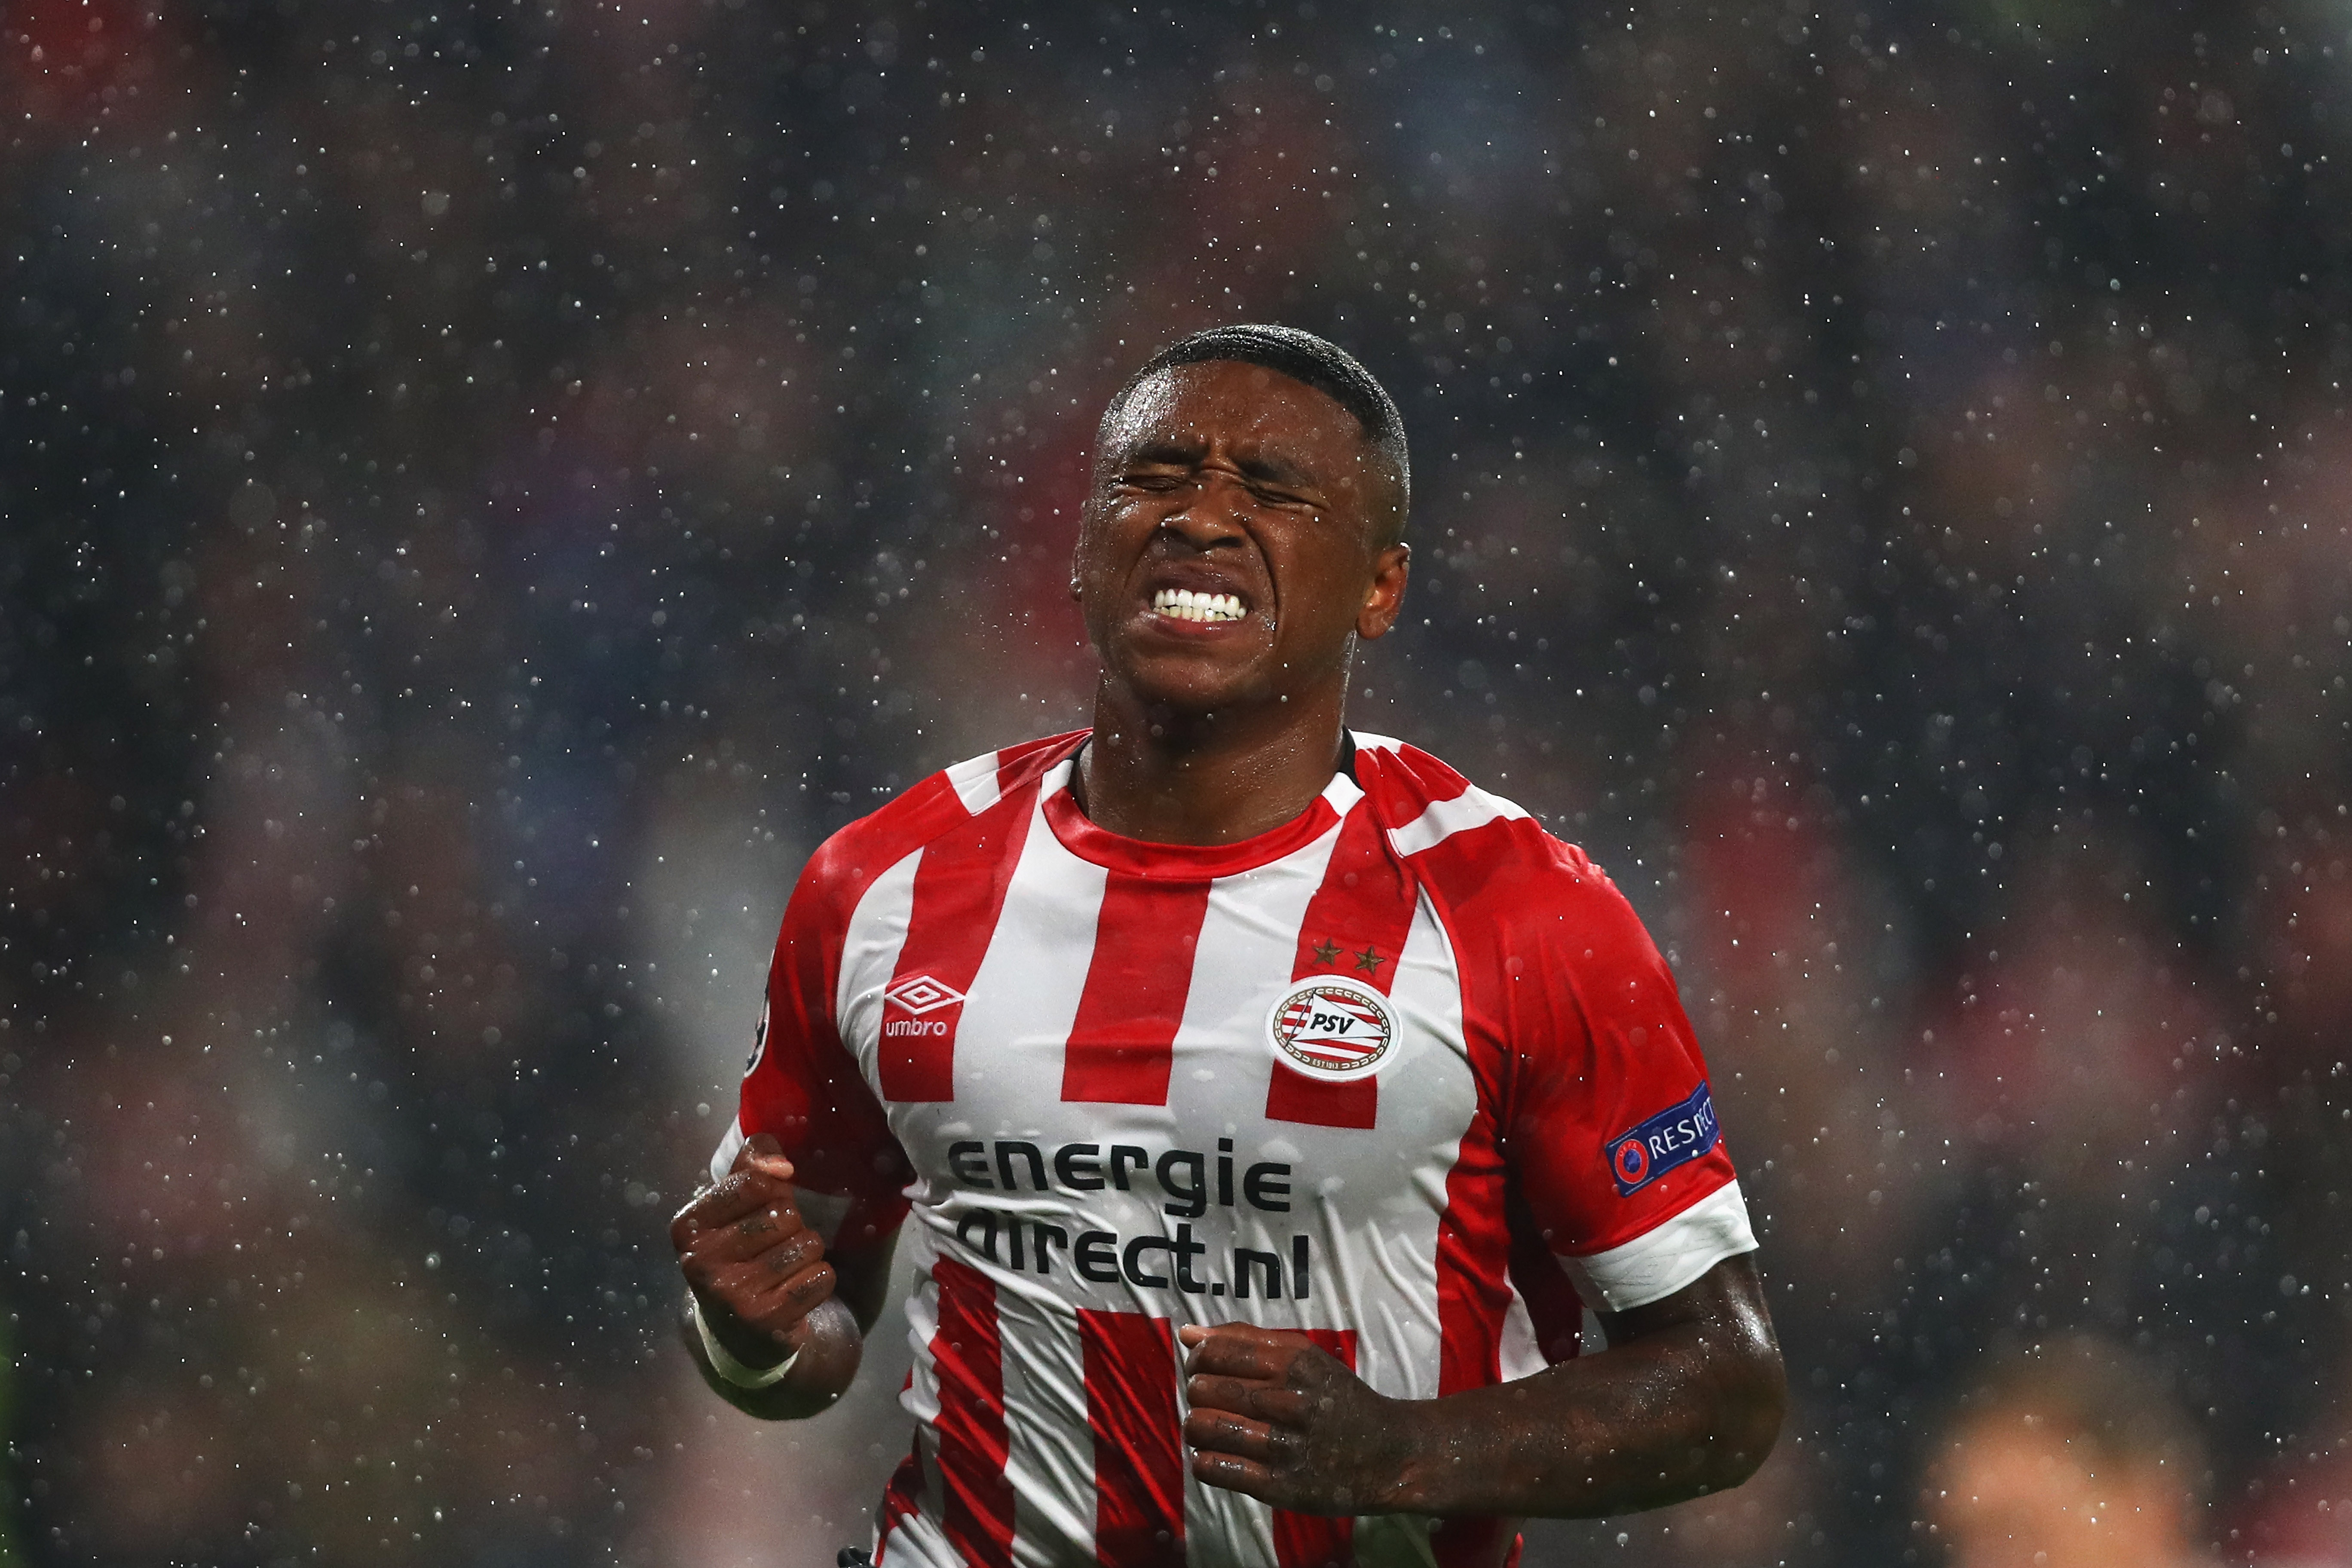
[1266,975,1396,1081]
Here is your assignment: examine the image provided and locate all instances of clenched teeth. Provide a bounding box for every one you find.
[1152,588,1246,623]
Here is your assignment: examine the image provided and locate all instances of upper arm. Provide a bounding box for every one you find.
[1598,1252,1787,1455]
[1471,843,1755,1315]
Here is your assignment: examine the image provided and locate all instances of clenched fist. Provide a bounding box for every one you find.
[1180,1323,1413,1515]
[670,1132,859,1410]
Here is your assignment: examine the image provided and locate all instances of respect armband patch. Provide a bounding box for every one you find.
[1605,1083,1720,1196]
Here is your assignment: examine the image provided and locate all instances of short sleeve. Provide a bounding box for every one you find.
[707,838,914,1251]
[1470,839,1755,1312]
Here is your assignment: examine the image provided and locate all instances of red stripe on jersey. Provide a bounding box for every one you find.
[1061,875,1213,1105]
[1270,1328,1360,1568]
[1077,1309,1185,1568]
[931,1257,1015,1568]
[1265,804,1416,1130]
[879,784,1041,1102]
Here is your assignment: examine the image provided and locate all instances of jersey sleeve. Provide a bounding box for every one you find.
[707,833,915,1252]
[1465,835,1754,1313]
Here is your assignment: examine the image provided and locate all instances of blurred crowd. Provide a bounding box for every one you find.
[3,1,2350,1564]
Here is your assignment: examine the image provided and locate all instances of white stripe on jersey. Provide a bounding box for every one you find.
[956,767,1108,1105]
[945,748,1005,815]
[1386,785,1531,858]
[1286,887,1466,1392]
[1170,821,1347,1568]
[1001,1292,1099,1565]
[1161,821,1343,1129]
[884,1223,952,1567]
[1563,1179,1757,1312]
[836,846,923,1093]
[706,1117,746,1188]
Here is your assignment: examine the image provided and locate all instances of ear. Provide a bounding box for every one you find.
[1356,542,1411,640]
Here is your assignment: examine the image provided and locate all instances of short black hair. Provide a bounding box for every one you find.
[1106,323,1410,536]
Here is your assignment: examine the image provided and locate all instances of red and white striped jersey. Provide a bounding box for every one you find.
[710,731,1756,1568]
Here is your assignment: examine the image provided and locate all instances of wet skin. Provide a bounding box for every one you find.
[671,358,1788,1528]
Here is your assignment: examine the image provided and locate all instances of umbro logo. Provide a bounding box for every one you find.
[885,974,966,1016]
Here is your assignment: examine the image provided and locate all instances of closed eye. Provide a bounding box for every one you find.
[1246,481,1316,508]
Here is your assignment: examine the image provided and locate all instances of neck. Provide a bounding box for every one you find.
[1077,681,1349,846]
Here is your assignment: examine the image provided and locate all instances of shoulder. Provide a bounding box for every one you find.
[1352,732,1656,967]
[1351,735,1606,902]
[796,729,1088,905]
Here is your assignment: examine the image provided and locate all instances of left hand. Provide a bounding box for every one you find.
[1179,1324,1413,1515]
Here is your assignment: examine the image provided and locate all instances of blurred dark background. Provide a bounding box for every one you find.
[4,2,2349,1564]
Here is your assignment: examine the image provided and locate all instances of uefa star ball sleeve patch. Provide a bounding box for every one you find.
[1604,1083,1722,1196]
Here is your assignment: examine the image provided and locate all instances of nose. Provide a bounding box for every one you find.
[1156,472,1252,548]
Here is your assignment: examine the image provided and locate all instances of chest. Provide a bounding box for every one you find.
[836,830,1483,1214]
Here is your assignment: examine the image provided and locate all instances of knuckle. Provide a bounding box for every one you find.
[746,1293,799,1331]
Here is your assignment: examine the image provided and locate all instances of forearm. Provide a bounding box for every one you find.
[678,1293,864,1421]
[1379,1322,1785,1518]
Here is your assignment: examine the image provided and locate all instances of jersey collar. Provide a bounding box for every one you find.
[1041,747,1365,879]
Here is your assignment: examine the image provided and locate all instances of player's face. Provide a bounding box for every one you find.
[1073,361,1409,719]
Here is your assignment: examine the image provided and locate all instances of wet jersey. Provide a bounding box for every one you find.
[709,730,1756,1568]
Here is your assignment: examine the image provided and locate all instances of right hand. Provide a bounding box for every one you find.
[670,1132,838,1369]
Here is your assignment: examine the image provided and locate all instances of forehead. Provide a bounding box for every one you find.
[1102,360,1372,467]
